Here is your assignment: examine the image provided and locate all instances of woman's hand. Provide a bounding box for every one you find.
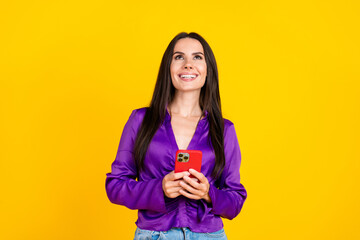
[162,170,190,198]
[179,169,212,203]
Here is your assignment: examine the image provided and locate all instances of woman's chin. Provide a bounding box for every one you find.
[174,86,203,93]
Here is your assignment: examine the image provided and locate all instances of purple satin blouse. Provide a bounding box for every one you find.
[105,107,247,232]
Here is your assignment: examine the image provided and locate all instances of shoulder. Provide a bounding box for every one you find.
[222,118,240,153]
[223,118,234,128]
[223,117,237,139]
[131,107,148,120]
[126,107,148,129]
[223,118,235,133]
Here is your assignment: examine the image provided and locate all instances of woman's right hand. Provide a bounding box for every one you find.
[162,170,190,198]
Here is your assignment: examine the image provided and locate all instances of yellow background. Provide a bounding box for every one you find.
[1,0,359,239]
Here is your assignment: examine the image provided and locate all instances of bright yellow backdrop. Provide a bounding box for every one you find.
[1,0,359,239]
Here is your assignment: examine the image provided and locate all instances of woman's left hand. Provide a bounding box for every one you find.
[179,168,212,203]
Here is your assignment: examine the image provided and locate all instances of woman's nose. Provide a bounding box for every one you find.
[184,60,193,69]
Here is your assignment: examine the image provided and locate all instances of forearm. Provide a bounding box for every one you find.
[208,184,247,220]
[106,174,167,213]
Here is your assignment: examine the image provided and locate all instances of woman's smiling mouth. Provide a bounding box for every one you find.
[178,73,198,81]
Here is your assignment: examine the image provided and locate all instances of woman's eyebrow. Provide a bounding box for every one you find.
[173,51,204,55]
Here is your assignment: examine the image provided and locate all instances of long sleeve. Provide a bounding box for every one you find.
[206,122,247,220]
[105,109,167,213]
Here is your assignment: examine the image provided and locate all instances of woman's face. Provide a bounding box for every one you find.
[170,38,207,93]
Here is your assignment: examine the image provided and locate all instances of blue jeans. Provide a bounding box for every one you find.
[133,227,228,240]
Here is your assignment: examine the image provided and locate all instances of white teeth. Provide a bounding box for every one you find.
[180,75,197,78]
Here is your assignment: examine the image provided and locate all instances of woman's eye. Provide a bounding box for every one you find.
[174,55,203,60]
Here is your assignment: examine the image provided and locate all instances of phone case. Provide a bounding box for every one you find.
[174,150,202,178]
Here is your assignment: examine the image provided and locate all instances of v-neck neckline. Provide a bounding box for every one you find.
[165,107,205,150]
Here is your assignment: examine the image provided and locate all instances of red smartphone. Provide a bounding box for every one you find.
[174,150,202,179]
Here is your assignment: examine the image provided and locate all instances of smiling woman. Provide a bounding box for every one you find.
[105,32,247,240]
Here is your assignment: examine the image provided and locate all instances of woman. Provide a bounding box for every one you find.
[105,32,247,239]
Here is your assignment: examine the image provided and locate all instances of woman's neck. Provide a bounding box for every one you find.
[168,90,202,118]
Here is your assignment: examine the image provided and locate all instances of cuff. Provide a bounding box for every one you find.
[197,185,215,222]
[149,178,168,213]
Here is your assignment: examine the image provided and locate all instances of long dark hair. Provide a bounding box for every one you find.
[134,32,225,180]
